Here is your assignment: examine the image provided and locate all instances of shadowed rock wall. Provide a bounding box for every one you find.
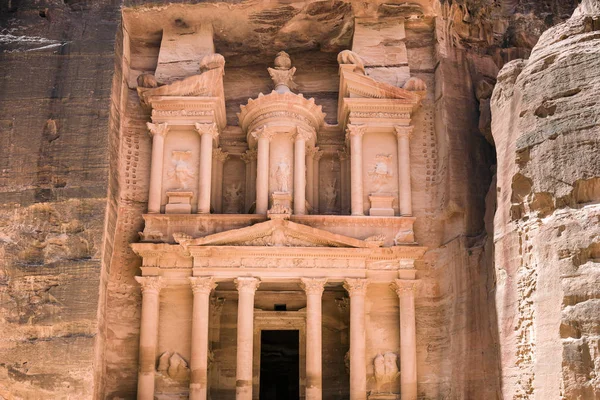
[0,1,121,398]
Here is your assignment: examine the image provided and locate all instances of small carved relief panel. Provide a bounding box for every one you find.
[168,150,194,190]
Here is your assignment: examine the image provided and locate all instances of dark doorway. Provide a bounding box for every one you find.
[259,330,300,400]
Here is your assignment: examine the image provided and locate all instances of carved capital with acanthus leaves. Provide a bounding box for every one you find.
[135,276,165,295]
[343,278,369,297]
[240,149,257,163]
[313,148,324,161]
[194,122,219,139]
[294,126,314,142]
[394,125,414,140]
[345,124,367,141]
[306,146,319,159]
[189,277,217,295]
[234,277,261,294]
[251,125,275,141]
[337,149,349,161]
[300,277,328,296]
[147,122,170,138]
[212,148,229,162]
[390,279,418,297]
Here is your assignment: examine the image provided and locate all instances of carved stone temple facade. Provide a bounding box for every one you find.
[124,8,433,400]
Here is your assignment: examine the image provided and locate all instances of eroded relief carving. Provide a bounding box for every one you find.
[324,179,338,213]
[369,154,393,192]
[157,351,190,381]
[224,183,243,213]
[168,150,195,190]
[373,352,400,392]
[274,160,291,193]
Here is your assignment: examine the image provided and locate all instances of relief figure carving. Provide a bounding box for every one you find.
[168,150,194,190]
[224,183,243,214]
[275,160,291,193]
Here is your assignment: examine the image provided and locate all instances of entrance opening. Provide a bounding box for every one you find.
[259,330,300,400]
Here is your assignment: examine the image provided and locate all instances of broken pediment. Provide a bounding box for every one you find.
[173,219,375,248]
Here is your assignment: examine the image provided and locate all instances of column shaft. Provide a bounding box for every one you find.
[393,280,418,400]
[216,157,225,213]
[198,133,213,214]
[312,150,322,214]
[338,151,348,215]
[294,136,307,215]
[235,277,260,400]
[344,279,369,400]
[301,278,327,400]
[255,134,270,215]
[306,149,315,210]
[147,123,168,214]
[395,126,413,216]
[189,278,217,400]
[135,277,164,400]
[347,125,366,216]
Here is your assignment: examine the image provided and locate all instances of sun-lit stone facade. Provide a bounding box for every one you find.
[129,12,429,400]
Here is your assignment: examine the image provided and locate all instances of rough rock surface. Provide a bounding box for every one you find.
[491,0,600,397]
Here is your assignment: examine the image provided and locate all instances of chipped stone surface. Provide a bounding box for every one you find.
[491,0,600,397]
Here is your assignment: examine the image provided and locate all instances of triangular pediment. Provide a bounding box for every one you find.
[339,67,421,102]
[173,219,372,248]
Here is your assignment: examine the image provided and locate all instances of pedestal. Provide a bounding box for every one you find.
[165,191,193,214]
[368,193,395,216]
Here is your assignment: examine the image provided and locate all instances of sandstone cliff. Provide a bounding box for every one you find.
[491,0,600,397]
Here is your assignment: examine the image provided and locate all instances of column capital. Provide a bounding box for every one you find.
[189,277,217,295]
[306,146,319,158]
[251,125,275,141]
[212,148,229,162]
[337,149,349,161]
[195,122,220,138]
[147,122,169,138]
[300,277,328,296]
[313,148,324,161]
[394,125,414,139]
[135,276,165,295]
[294,126,314,142]
[345,124,367,141]
[390,279,418,297]
[240,149,257,163]
[343,278,369,297]
[234,277,261,294]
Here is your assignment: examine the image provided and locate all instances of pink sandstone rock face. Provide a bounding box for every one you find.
[491,0,600,397]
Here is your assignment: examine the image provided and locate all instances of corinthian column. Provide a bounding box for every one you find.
[194,123,219,214]
[346,125,366,216]
[135,276,165,400]
[300,278,327,400]
[394,125,414,216]
[241,149,257,213]
[146,123,169,214]
[391,279,418,400]
[294,128,312,215]
[234,277,261,400]
[305,146,317,210]
[338,149,349,215]
[252,126,273,215]
[312,148,323,214]
[212,148,229,213]
[343,278,369,400]
[189,277,218,400]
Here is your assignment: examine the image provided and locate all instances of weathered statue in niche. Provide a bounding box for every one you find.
[324,179,338,213]
[168,150,194,190]
[224,183,243,213]
[275,160,290,193]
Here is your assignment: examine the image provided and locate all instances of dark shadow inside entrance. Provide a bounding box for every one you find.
[259,330,300,400]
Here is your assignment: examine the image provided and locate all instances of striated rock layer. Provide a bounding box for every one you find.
[491,0,600,397]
